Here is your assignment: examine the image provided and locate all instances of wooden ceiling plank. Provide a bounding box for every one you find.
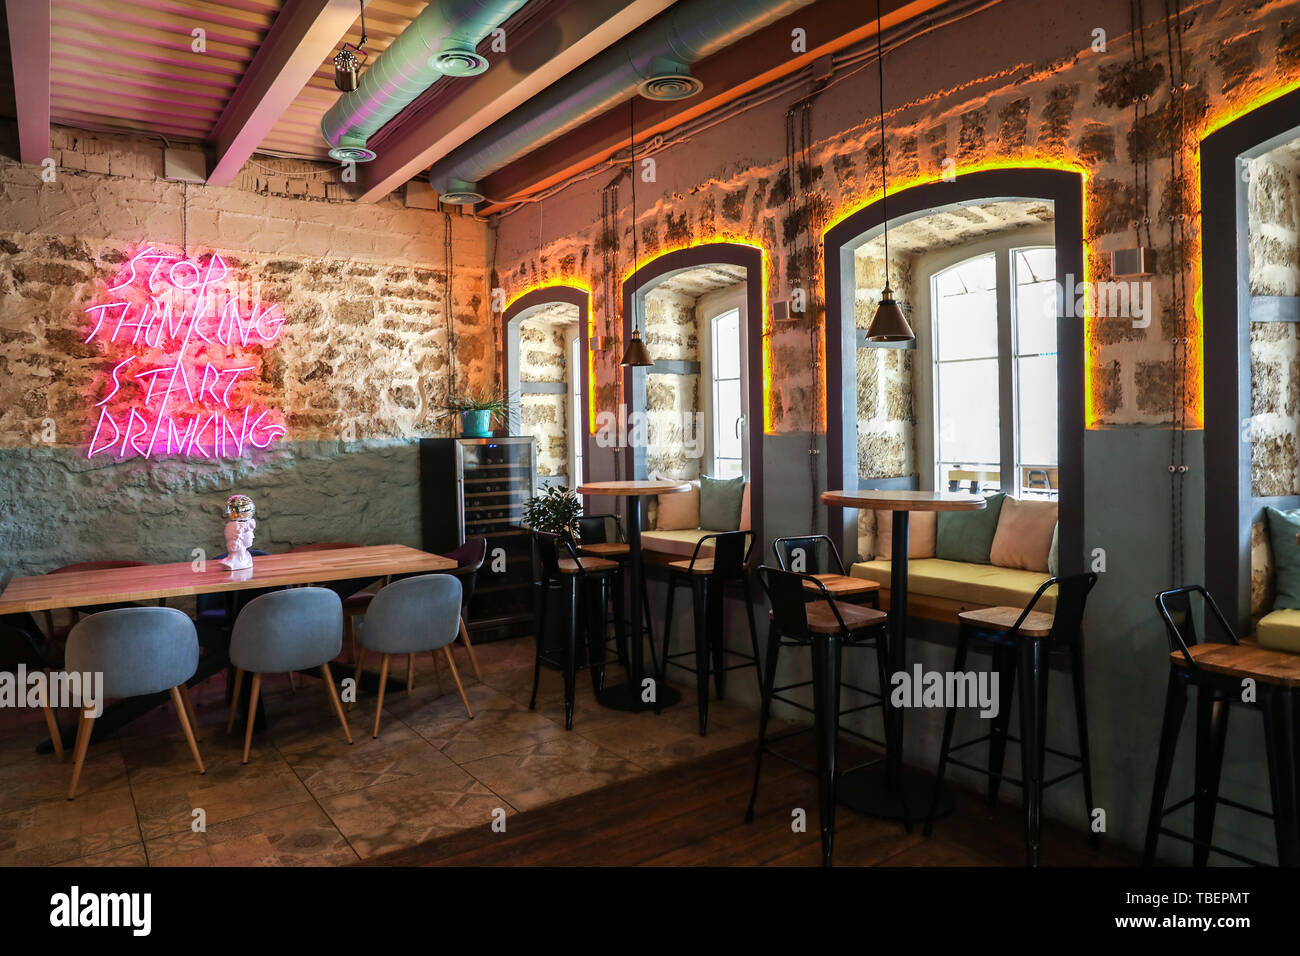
[51,9,256,65]
[207,0,372,185]
[5,0,51,164]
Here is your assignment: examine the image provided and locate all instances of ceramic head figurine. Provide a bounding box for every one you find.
[220,494,257,571]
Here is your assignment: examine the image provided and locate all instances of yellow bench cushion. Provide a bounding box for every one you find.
[641,529,716,559]
[851,558,1057,613]
[1257,609,1300,653]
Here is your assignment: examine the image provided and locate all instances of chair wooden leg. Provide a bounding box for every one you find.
[179,682,200,736]
[288,671,298,693]
[344,614,357,662]
[432,648,445,695]
[406,653,415,695]
[170,686,206,774]
[227,668,245,733]
[40,676,63,762]
[67,711,96,800]
[372,654,391,738]
[351,647,367,710]
[241,673,262,764]
[443,645,473,719]
[320,663,352,745]
[458,617,482,681]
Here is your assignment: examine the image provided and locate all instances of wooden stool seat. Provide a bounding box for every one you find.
[557,557,619,574]
[958,605,1055,637]
[772,602,886,634]
[802,573,880,597]
[1171,642,1300,686]
[667,557,714,575]
[579,542,629,557]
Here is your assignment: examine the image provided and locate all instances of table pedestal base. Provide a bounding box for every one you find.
[837,765,955,823]
[597,682,682,712]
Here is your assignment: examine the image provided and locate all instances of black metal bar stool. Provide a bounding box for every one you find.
[577,513,652,671]
[772,534,881,608]
[529,531,616,730]
[1146,586,1300,866]
[745,566,892,867]
[658,530,759,735]
[925,572,1098,867]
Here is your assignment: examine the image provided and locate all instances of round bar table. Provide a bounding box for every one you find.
[578,480,690,712]
[821,489,985,823]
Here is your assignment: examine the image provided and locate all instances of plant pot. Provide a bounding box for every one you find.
[460,409,492,438]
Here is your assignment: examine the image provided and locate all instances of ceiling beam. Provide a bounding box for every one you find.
[5,0,51,165]
[477,0,944,214]
[207,0,371,186]
[353,0,676,204]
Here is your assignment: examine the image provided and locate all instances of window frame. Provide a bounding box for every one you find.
[696,284,749,479]
[913,223,1057,496]
[566,326,584,487]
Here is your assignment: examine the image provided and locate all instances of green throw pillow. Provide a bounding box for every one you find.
[935,492,1006,564]
[699,474,745,531]
[1048,521,1059,576]
[1266,507,1300,610]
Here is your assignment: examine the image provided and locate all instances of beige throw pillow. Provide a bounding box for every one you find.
[656,480,700,530]
[874,510,936,560]
[989,496,1058,572]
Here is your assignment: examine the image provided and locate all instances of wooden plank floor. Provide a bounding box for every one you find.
[363,735,1137,867]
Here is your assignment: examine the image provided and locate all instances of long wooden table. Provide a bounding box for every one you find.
[0,545,454,614]
[0,545,456,752]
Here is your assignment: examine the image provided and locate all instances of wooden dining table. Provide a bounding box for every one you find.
[821,489,985,824]
[0,544,455,752]
[578,480,690,712]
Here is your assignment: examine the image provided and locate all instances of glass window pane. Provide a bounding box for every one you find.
[935,255,998,361]
[936,358,999,464]
[1017,354,1057,467]
[716,381,742,460]
[715,458,743,480]
[1016,281,1057,355]
[714,310,740,379]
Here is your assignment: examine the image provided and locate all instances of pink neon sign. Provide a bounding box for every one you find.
[84,246,287,459]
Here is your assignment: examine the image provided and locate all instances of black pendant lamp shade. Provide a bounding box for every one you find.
[621,327,653,367]
[620,99,654,368]
[866,0,915,344]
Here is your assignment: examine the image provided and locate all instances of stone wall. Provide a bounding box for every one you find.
[495,0,1300,434]
[855,249,916,482]
[1249,149,1300,498]
[0,123,488,573]
[644,288,701,480]
[518,320,569,482]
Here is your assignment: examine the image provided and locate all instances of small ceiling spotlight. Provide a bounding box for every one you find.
[333,1,368,92]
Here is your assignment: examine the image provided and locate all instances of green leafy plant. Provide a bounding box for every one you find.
[522,482,582,543]
[444,385,510,416]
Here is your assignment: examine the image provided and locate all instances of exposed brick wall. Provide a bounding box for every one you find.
[495,0,1298,436]
[0,124,487,573]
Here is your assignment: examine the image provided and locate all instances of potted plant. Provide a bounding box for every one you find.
[522,482,582,544]
[446,386,510,438]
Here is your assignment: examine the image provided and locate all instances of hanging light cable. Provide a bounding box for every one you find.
[621,97,653,367]
[865,0,914,343]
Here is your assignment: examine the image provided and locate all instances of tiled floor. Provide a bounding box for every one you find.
[0,636,779,866]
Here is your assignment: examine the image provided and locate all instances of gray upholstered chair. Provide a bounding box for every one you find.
[354,573,472,737]
[65,607,204,799]
[227,587,351,763]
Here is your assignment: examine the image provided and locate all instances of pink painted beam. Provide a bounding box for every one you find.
[5,0,51,166]
[207,0,371,186]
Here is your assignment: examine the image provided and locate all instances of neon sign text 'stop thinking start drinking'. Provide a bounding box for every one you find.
[84,247,287,460]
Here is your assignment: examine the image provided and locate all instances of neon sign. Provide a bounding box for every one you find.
[84,246,287,459]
